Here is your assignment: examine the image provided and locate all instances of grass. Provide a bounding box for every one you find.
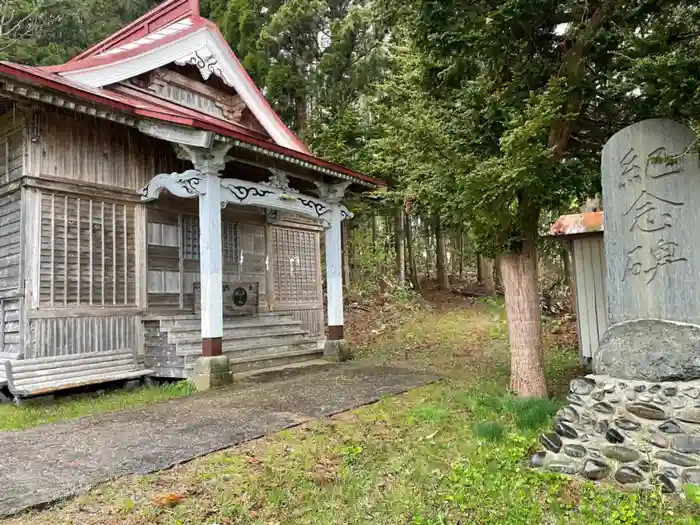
[4,298,700,524]
[0,381,195,431]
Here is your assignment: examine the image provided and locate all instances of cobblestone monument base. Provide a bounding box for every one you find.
[533,375,700,492]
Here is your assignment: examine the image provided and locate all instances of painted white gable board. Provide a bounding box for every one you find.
[59,28,303,152]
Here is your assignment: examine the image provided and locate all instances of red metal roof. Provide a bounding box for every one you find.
[0,0,384,188]
[550,212,604,236]
[69,0,200,63]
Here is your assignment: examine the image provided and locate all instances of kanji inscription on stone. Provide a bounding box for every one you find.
[602,119,699,324]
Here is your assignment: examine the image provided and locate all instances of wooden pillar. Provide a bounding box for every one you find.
[176,143,229,358]
[198,173,223,356]
[316,181,351,342]
[325,205,344,340]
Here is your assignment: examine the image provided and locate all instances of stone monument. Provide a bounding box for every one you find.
[533,119,700,492]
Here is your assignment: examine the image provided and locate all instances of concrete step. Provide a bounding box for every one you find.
[167,325,305,344]
[227,341,322,365]
[233,358,332,381]
[176,332,316,357]
[182,341,321,371]
[163,313,298,332]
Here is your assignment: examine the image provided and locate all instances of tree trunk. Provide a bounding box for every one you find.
[458,229,464,280]
[435,217,450,290]
[476,253,483,283]
[395,208,406,284]
[500,201,547,398]
[424,221,432,279]
[371,209,377,248]
[405,213,420,291]
[494,256,503,291]
[480,257,495,296]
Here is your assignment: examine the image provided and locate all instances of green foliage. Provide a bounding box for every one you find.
[203,0,389,135]
[683,483,700,504]
[2,0,161,65]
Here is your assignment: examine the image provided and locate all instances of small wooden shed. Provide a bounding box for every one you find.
[549,211,606,362]
[0,0,383,398]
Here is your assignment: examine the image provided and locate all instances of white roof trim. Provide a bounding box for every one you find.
[59,28,304,152]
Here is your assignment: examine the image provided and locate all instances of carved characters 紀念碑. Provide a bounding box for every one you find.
[619,148,642,188]
[620,141,688,284]
[646,147,682,179]
[623,239,688,284]
[623,190,684,233]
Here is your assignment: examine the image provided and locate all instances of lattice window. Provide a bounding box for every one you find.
[222,221,238,263]
[272,227,320,305]
[182,214,199,260]
[181,214,238,263]
[39,192,137,306]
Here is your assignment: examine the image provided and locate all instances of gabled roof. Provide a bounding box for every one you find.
[0,0,384,187]
[43,0,307,153]
[69,0,201,62]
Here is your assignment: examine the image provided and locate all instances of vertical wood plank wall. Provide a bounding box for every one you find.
[29,109,183,189]
[0,114,25,183]
[20,108,184,360]
[571,234,608,361]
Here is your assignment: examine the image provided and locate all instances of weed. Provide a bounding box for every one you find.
[472,420,506,442]
[503,396,558,430]
[0,381,194,432]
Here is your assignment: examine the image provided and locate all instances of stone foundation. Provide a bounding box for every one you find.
[534,374,700,492]
[191,355,233,391]
[324,339,351,362]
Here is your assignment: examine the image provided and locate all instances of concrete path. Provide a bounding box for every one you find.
[0,364,438,518]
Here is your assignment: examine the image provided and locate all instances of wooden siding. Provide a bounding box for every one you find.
[0,117,25,182]
[571,235,608,361]
[0,297,21,357]
[0,297,22,384]
[0,188,22,295]
[38,191,138,307]
[25,314,141,359]
[28,108,184,189]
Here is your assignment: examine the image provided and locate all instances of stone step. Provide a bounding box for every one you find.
[228,341,322,365]
[162,313,298,332]
[183,341,322,374]
[182,341,321,371]
[229,347,324,375]
[167,325,306,344]
[176,332,316,357]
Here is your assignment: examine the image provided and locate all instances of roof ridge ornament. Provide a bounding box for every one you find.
[174,47,233,88]
[263,169,298,194]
